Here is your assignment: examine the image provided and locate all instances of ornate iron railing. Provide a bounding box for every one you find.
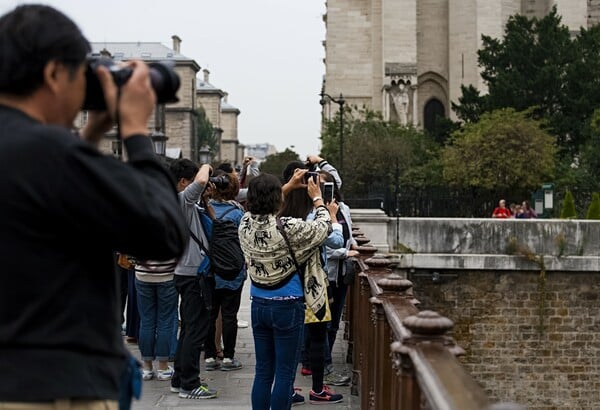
[344,228,522,410]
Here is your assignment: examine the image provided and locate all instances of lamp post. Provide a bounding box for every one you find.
[319,92,345,175]
[198,144,212,165]
[150,104,168,156]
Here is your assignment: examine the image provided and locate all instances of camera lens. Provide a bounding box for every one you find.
[148,62,180,105]
[82,57,181,110]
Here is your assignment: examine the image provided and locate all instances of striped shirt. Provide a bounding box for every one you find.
[134,258,178,283]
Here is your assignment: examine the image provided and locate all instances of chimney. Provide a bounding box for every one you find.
[203,68,210,83]
[223,92,228,103]
[171,35,181,53]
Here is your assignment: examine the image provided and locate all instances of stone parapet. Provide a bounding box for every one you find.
[390,217,600,256]
[396,253,600,272]
[348,209,390,252]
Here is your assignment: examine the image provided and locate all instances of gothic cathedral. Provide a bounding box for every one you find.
[322,0,600,130]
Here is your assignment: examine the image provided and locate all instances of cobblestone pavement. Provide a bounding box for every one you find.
[127,281,359,409]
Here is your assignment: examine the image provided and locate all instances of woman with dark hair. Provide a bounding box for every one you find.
[239,172,333,409]
[319,170,357,386]
[522,200,538,218]
[281,158,345,405]
[203,169,246,372]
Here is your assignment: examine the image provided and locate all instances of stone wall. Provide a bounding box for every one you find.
[349,214,600,408]
[409,269,600,409]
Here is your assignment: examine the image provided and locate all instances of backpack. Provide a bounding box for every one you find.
[196,203,245,281]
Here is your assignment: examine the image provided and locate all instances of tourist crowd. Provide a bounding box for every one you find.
[0,4,357,409]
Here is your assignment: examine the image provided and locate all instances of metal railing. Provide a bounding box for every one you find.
[344,228,522,410]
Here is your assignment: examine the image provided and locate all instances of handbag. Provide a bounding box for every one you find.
[304,295,332,324]
[275,218,331,324]
[343,256,358,285]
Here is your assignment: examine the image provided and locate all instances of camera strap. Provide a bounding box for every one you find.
[115,86,123,140]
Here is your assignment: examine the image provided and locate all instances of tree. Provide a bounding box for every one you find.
[320,107,442,199]
[560,190,577,219]
[195,107,218,157]
[441,108,556,191]
[453,7,600,156]
[586,192,600,219]
[259,148,301,180]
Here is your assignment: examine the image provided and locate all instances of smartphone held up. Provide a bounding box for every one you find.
[322,182,334,204]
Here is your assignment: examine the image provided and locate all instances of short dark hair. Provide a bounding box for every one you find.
[0,5,91,96]
[247,174,282,215]
[169,158,199,181]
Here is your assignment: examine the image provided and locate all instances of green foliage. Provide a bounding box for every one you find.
[585,192,600,219]
[453,7,600,158]
[441,108,556,191]
[195,107,218,155]
[560,190,577,219]
[319,106,442,198]
[259,148,301,180]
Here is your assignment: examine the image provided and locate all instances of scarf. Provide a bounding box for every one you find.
[239,206,332,319]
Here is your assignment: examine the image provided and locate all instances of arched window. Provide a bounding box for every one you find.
[423,99,445,132]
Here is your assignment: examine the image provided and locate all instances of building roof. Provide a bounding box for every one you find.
[196,80,226,96]
[90,42,200,70]
[221,101,240,114]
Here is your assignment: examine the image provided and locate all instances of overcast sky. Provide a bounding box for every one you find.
[0,0,327,159]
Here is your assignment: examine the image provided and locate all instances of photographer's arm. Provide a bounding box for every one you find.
[282,168,308,196]
[307,154,342,189]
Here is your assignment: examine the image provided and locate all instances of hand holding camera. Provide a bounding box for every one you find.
[83,57,180,141]
[306,175,322,202]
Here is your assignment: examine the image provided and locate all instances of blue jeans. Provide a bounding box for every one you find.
[170,307,179,359]
[135,279,178,361]
[251,297,305,410]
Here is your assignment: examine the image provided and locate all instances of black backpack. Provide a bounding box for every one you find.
[208,205,245,281]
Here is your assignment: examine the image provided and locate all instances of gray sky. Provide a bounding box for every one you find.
[0,0,326,159]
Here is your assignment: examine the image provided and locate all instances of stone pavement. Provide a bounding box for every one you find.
[126,282,360,409]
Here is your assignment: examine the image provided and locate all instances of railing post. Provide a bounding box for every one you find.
[369,296,383,410]
[348,229,377,398]
[344,227,366,365]
[398,310,463,409]
[377,274,416,409]
[392,340,420,410]
[358,255,392,409]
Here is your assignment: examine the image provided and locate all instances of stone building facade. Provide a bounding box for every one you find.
[323,0,599,130]
[194,69,242,166]
[78,36,242,166]
[220,94,242,166]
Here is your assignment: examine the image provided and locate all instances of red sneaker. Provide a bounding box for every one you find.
[301,367,312,376]
[309,386,343,404]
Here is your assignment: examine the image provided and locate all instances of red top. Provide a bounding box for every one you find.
[492,207,512,218]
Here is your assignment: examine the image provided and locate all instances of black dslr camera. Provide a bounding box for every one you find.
[209,175,229,189]
[83,57,181,110]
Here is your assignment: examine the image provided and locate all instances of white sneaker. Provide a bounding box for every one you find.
[157,366,174,381]
[142,368,154,381]
[237,319,249,328]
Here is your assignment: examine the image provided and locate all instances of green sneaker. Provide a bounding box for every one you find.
[178,385,218,399]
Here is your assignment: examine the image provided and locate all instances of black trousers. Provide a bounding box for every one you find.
[205,285,243,360]
[306,321,328,391]
[172,275,211,391]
